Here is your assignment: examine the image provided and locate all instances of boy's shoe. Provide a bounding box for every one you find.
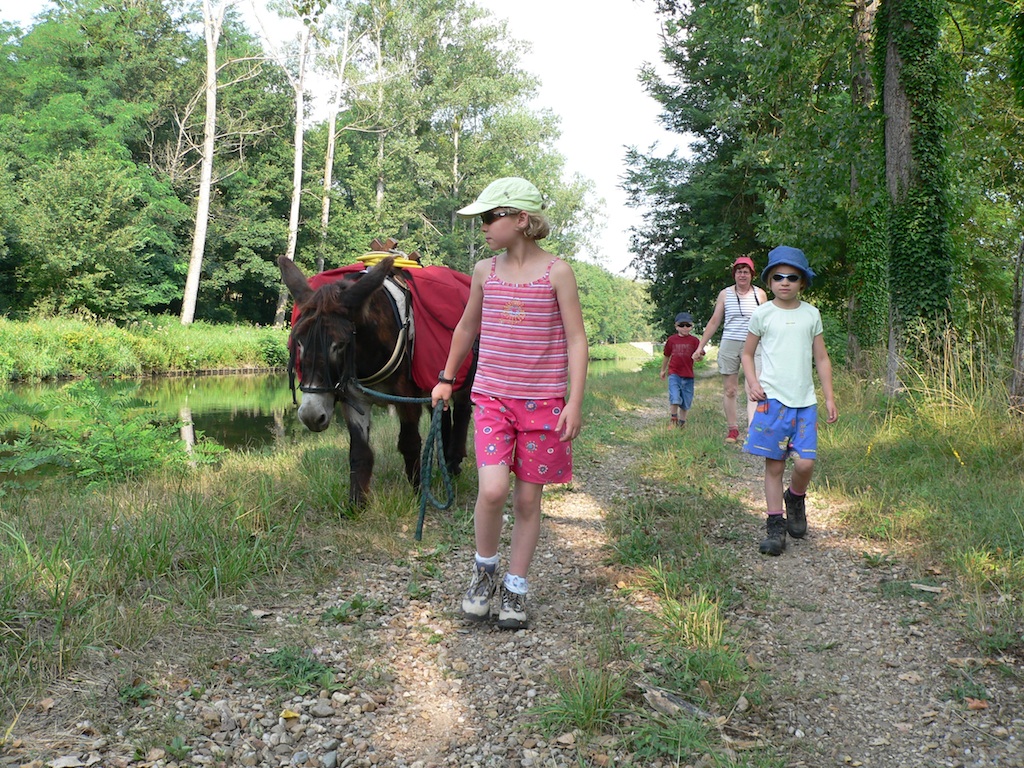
[759,515,787,556]
[670,416,679,427]
[461,564,496,620]
[496,584,528,629]
[784,489,807,538]
[725,427,740,443]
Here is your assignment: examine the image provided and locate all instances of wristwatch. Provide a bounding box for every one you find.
[437,370,456,385]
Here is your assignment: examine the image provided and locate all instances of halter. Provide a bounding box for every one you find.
[288,274,412,411]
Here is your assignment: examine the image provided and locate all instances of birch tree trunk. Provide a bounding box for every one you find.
[273,19,314,327]
[317,108,336,273]
[180,0,228,325]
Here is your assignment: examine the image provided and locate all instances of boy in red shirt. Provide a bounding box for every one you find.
[660,312,700,427]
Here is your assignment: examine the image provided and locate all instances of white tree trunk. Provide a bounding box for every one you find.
[180,0,227,325]
[318,108,336,273]
[274,20,313,327]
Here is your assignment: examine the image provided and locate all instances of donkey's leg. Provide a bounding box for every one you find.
[342,401,373,506]
[395,401,423,489]
[445,389,472,476]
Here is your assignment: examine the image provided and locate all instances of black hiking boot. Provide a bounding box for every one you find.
[759,514,787,556]
[784,489,807,539]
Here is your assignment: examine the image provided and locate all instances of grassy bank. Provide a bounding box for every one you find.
[0,316,290,382]
[0,316,656,383]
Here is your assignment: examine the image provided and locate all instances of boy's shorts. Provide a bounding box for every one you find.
[743,398,818,460]
[717,338,761,376]
[471,394,573,485]
[667,374,694,410]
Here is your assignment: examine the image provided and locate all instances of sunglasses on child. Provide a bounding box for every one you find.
[480,209,517,224]
[770,273,802,283]
[676,322,692,327]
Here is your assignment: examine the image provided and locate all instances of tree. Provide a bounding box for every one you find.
[256,0,319,327]
[877,0,953,392]
[181,0,237,326]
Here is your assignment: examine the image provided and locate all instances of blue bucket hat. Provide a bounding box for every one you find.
[675,312,694,325]
[761,246,816,287]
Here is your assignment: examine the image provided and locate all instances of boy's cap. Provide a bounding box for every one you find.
[731,256,756,273]
[675,312,694,325]
[761,245,816,287]
[457,177,546,217]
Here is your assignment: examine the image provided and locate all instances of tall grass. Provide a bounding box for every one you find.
[0,315,289,383]
[822,333,1024,582]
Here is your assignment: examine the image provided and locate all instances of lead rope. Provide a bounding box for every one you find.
[351,381,454,541]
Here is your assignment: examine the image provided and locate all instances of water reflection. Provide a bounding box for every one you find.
[7,373,307,452]
[4,358,652,453]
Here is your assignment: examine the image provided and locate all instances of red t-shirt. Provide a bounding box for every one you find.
[663,333,699,377]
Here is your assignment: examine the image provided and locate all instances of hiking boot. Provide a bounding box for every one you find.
[759,514,787,556]
[497,584,528,629]
[725,427,740,443]
[784,489,807,539]
[461,564,496,620]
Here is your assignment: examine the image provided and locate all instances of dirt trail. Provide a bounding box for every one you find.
[3,395,1022,768]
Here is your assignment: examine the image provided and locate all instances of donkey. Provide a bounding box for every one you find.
[279,255,473,507]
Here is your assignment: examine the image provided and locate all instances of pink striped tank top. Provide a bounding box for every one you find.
[473,256,568,399]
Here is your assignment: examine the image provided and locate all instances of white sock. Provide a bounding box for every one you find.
[503,573,528,595]
[475,552,499,572]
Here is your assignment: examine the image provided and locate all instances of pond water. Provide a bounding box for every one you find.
[4,356,651,452]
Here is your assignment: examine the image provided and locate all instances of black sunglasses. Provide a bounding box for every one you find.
[480,209,517,225]
[676,323,692,327]
[771,273,802,283]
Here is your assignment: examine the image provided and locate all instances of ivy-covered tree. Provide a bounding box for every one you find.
[876,0,954,355]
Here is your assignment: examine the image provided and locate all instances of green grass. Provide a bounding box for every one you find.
[3,326,1024,765]
[0,315,289,383]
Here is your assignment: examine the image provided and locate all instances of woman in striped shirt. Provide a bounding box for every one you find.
[693,256,769,443]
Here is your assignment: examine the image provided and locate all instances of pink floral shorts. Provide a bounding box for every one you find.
[471,394,573,485]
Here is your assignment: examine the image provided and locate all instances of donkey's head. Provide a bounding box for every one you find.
[280,255,396,431]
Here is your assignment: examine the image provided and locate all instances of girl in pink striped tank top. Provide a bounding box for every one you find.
[432,177,588,630]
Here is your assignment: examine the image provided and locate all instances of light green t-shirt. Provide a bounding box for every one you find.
[747,301,823,408]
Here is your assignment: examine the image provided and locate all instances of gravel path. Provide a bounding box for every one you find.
[4,397,1022,768]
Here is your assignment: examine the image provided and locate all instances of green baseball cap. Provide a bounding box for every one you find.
[456,177,546,217]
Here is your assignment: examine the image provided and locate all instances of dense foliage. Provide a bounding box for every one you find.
[0,0,651,342]
[627,0,1023,366]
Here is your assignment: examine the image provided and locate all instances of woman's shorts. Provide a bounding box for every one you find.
[471,394,573,485]
[668,374,694,410]
[717,338,761,377]
[743,398,818,460]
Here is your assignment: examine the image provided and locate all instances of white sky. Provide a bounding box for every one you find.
[475,0,686,275]
[4,0,687,275]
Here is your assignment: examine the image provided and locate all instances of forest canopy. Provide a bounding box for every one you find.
[0,0,653,343]
[626,0,1024,378]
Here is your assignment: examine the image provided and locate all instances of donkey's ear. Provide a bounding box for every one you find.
[279,256,314,304]
[346,255,396,306]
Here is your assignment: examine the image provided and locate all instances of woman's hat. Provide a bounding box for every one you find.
[675,312,694,325]
[457,177,546,217]
[731,256,756,273]
[761,245,816,287]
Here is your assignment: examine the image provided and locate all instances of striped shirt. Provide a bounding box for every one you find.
[722,286,761,342]
[473,256,568,399]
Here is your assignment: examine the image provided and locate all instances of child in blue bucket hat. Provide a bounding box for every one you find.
[741,246,837,556]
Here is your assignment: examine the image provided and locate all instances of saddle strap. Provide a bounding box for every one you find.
[359,276,413,387]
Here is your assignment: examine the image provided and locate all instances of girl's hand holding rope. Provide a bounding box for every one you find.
[431,382,452,410]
